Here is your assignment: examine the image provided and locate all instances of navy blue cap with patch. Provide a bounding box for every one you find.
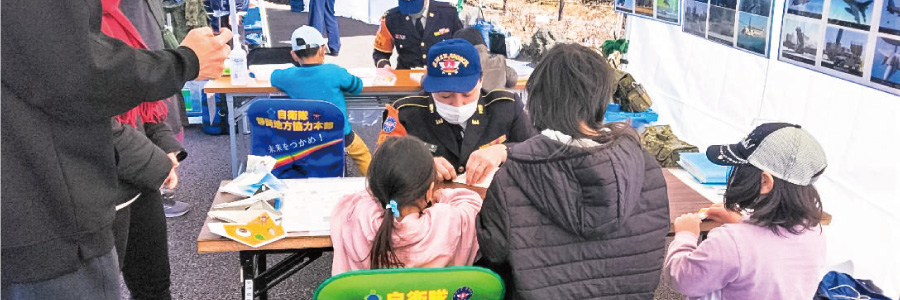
[398,0,425,14]
[423,39,482,93]
[706,122,800,166]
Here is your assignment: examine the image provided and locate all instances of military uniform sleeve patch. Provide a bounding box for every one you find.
[479,135,508,149]
[377,104,408,145]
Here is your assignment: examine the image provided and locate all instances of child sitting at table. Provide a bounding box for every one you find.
[666,123,827,300]
[330,136,483,275]
[271,25,371,175]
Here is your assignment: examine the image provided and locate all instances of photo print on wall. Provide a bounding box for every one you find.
[709,6,738,45]
[780,17,822,65]
[779,0,900,96]
[684,0,711,37]
[616,0,636,14]
[737,12,771,54]
[635,0,655,17]
[682,0,774,56]
[879,0,900,35]
[656,0,682,23]
[826,0,875,31]
[787,0,826,19]
[821,26,868,76]
[871,36,900,88]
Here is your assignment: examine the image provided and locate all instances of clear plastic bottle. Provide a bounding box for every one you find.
[229,47,249,86]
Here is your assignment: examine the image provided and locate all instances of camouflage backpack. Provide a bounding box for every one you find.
[613,70,653,113]
[641,125,698,168]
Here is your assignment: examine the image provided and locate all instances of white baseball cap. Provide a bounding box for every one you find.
[290,26,328,52]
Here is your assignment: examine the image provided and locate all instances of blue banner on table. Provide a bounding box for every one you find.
[247,99,345,179]
[778,0,900,96]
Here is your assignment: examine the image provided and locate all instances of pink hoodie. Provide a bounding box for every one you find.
[330,188,483,275]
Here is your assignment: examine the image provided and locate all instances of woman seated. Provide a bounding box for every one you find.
[476,43,670,300]
[330,136,483,275]
[378,39,537,186]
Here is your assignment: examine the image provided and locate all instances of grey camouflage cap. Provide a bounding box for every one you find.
[706,123,827,186]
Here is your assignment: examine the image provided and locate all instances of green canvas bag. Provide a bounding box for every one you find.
[641,125,699,168]
[613,70,653,113]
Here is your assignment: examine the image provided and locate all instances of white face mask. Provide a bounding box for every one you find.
[433,99,478,125]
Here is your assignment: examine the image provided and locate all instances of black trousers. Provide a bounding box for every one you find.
[113,190,173,300]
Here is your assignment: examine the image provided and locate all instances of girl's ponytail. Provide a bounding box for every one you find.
[370,199,402,269]
[366,136,435,269]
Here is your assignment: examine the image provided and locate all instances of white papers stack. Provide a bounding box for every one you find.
[248,64,294,82]
[348,68,397,86]
[279,177,367,235]
[506,59,535,79]
[451,168,498,189]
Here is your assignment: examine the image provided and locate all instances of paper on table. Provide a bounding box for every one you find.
[208,200,281,224]
[506,59,535,79]
[208,212,287,248]
[248,64,294,82]
[349,68,397,86]
[451,168,498,189]
[279,177,367,233]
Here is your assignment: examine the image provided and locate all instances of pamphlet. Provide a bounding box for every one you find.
[209,212,286,248]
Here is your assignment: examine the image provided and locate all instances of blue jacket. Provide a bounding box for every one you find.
[271,64,363,136]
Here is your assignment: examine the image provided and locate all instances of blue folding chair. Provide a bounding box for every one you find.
[245,99,345,178]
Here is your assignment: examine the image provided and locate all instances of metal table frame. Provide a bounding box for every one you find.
[239,248,332,300]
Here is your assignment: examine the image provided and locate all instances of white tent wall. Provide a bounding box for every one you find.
[627,0,900,296]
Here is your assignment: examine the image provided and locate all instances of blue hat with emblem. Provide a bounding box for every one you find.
[423,39,482,93]
[398,0,425,15]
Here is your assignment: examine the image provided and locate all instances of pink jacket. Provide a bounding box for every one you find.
[665,223,826,300]
[330,188,483,275]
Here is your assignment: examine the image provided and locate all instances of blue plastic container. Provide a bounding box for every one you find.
[290,0,305,12]
[473,19,494,47]
[181,81,206,118]
[603,103,659,129]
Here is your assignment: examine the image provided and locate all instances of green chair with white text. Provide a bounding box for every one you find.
[313,266,504,300]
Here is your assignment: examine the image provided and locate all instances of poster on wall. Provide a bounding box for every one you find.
[780,17,823,64]
[879,0,900,35]
[681,0,774,56]
[778,0,900,95]
[826,0,874,30]
[786,0,825,18]
[616,0,636,13]
[656,0,682,23]
[871,36,900,88]
[684,0,710,37]
[614,0,680,24]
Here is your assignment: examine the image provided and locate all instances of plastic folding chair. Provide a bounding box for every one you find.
[313,266,505,300]
[245,99,345,178]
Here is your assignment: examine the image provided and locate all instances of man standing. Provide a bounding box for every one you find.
[373,0,464,69]
[309,0,342,55]
[1,0,231,298]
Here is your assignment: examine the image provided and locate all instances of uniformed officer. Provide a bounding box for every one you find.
[372,0,464,69]
[379,39,537,185]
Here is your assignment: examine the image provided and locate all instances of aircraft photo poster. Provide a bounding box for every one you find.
[779,0,900,95]
[678,0,775,56]
[615,0,682,24]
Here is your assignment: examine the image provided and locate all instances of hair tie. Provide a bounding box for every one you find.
[385,200,400,218]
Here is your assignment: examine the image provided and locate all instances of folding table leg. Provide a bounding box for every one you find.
[227,93,238,178]
[239,252,269,300]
